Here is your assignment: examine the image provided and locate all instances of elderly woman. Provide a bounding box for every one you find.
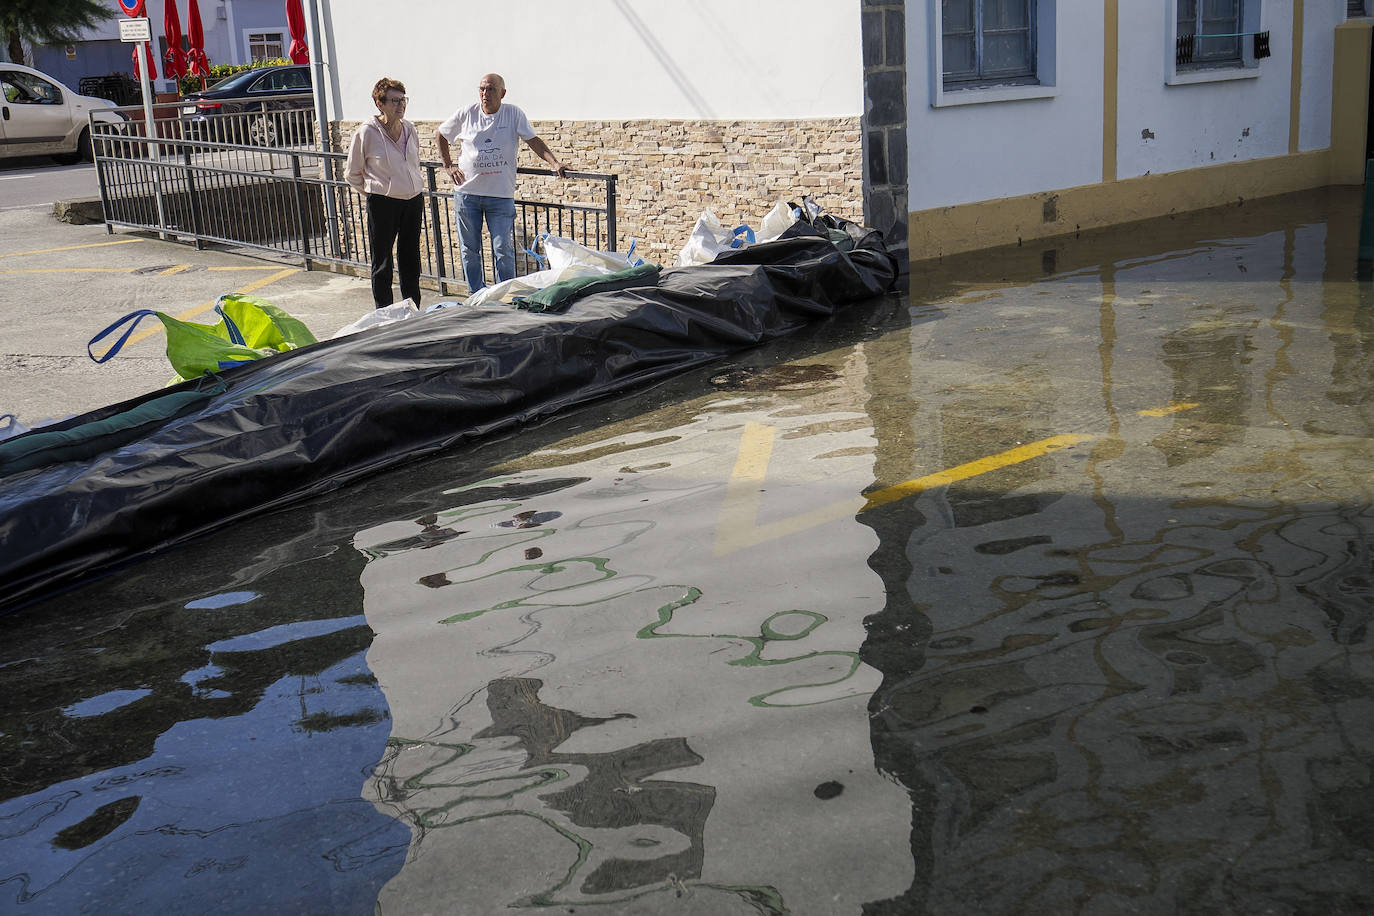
[345,77,424,309]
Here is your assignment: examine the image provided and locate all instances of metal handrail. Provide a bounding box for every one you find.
[89,111,618,296]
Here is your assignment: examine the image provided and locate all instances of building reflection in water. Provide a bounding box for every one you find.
[860,191,1374,913]
[355,350,915,913]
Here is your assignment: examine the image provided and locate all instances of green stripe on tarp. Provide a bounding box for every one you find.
[0,376,226,478]
[513,263,661,314]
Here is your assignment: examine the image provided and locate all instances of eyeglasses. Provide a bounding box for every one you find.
[383,96,408,105]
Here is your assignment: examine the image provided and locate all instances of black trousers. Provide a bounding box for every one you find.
[366,193,423,309]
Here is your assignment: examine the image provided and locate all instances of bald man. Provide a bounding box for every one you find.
[437,73,569,292]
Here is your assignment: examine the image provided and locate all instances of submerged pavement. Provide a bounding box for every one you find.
[1,188,1371,914]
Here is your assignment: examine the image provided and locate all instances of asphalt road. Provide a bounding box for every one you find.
[0,200,379,426]
[0,155,101,210]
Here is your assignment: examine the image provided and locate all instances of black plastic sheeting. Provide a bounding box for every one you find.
[0,221,898,611]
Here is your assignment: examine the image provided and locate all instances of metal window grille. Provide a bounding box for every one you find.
[1176,0,1243,66]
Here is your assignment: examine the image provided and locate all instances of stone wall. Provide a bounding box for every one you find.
[341,117,864,267]
[861,0,909,271]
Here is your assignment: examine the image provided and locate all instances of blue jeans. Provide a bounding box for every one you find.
[455,192,516,291]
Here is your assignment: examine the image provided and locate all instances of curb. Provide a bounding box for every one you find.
[53,198,104,225]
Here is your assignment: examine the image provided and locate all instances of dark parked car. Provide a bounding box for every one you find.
[180,64,313,146]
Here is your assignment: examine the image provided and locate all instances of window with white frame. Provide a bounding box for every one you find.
[942,0,1038,87]
[248,32,284,62]
[1176,0,1246,68]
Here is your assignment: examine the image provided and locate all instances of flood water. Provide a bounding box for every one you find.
[2,189,1372,914]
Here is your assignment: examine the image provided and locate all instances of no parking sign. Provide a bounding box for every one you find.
[116,0,147,16]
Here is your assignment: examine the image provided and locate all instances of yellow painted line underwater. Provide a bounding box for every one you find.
[116,266,301,349]
[0,238,144,258]
[159,264,193,276]
[715,424,1094,555]
[862,434,1094,511]
[1138,401,1199,417]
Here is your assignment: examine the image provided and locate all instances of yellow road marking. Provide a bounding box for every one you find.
[0,238,144,258]
[715,424,1093,555]
[861,434,1094,511]
[0,265,286,275]
[0,267,140,274]
[118,266,299,348]
[1139,401,1199,417]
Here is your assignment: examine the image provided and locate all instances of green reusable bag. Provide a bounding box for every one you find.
[89,294,319,383]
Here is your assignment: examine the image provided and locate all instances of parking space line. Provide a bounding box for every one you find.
[862,434,1094,511]
[715,423,1094,555]
[1139,401,1199,417]
[0,267,141,274]
[0,264,291,276]
[117,267,300,348]
[0,238,145,258]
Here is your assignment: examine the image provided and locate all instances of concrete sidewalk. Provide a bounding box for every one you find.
[0,202,383,426]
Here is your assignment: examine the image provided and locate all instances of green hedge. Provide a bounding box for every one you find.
[177,57,290,96]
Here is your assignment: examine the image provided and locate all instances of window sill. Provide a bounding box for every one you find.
[932,83,1058,108]
[1166,66,1261,86]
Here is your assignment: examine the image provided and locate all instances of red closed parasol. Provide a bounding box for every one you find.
[162,0,188,82]
[285,0,309,64]
[185,0,210,90]
[120,0,155,79]
[132,41,156,79]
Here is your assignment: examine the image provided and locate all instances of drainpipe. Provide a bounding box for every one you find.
[223,2,239,66]
[305,0,341,258]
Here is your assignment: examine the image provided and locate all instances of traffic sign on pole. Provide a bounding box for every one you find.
[118,18,152,43]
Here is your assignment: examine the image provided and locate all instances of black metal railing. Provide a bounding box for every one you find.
[90,105,618,297]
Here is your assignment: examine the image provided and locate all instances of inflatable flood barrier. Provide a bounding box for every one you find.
[0,222,898,611]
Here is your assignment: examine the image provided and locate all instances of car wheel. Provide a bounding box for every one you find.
[53,127,92,165]
[248,114,279,147]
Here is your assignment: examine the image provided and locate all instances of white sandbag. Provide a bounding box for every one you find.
[676,209,756,266]
[462,263,610,307]
[757,199,799,243]
[542,235,636,273]
[0,414,31,443]
[462,234,643,307]
[330,300,419,339]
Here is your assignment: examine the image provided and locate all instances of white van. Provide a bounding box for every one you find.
[1,63,127,164]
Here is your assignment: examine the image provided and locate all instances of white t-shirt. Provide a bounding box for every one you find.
[437,102,536,199]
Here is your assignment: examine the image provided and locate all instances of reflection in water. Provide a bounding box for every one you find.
[0,189,1370,914]
[865,192,1374,913]
[0,518,409,913]
[357,367,913,913]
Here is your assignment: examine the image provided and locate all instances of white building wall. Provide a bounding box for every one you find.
[324,0,862,124]
[906,2,1105,210]
[1299,1,1340,153]
[908,1,1340,212]
[1116,2,1292,179]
